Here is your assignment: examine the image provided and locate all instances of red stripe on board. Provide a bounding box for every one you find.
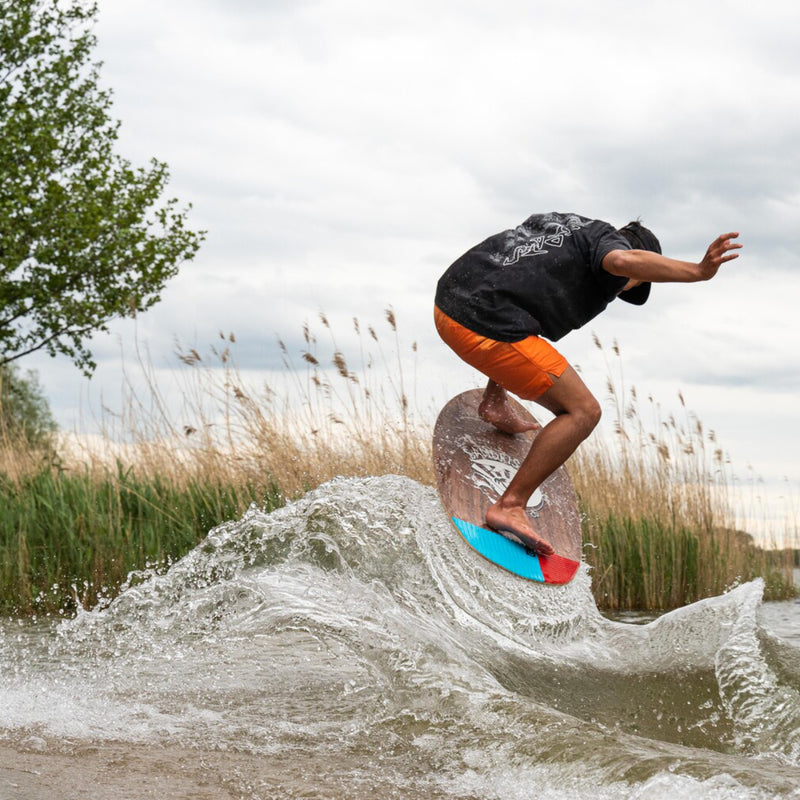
[539,553,580,584]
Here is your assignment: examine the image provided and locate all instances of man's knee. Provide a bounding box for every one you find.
[537,366,601,435]
[575,397,602,436]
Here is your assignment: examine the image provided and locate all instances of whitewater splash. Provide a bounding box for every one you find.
[1,475,799,799]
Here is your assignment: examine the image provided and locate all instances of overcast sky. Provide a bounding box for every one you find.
[25,0,800,532]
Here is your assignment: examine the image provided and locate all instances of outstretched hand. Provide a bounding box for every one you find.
[698,232,741,280]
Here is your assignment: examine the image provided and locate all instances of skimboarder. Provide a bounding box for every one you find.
[434,212,741,556]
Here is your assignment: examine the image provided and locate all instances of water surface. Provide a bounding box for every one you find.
[2,476,799,798]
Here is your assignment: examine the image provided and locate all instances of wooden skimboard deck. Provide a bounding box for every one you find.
[432,389,582,584]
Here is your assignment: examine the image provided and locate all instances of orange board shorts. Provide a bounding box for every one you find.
[434,305,568,401]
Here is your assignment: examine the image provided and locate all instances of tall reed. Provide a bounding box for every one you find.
[570,337,796,609]
[165,310,433,494]
[0,459,283,614]
[0,310,429,614]
[0,317,795,614]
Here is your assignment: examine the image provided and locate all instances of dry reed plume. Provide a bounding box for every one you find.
[63,308,434,498]
[0,314,795,614]
[571,336,796,609]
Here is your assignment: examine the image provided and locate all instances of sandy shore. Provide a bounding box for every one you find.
[0,740,424,800]
[0,742,241,800]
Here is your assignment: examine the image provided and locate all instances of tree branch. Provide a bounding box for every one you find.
[0,323,95,367]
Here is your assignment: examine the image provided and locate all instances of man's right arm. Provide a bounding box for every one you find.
[602,232,742,283]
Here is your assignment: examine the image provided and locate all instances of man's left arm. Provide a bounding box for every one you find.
[602,232,741,283]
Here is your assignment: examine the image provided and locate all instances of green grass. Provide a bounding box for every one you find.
[2,459,793,616]
[581,512,796,611]
[0,462,283,614]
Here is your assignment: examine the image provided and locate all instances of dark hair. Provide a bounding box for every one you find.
[617,220,661,254]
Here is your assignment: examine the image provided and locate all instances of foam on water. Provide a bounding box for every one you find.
[2,475,799,798]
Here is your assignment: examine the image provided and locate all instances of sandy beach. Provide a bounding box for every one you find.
[0,742,238,800]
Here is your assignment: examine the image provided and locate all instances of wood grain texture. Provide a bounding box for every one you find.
[433,389,582,561]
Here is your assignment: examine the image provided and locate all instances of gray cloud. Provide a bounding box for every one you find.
[19,0,796,501]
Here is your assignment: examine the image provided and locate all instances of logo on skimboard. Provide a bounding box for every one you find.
[464,443,544,514]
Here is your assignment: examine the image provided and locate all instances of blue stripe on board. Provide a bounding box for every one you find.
[452,517,545,582]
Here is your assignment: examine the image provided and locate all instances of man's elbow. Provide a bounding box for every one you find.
[602,249,633,277]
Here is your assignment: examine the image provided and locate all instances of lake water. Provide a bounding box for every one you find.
[2,476,799,799]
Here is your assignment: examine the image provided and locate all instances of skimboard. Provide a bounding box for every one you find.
[432,389,582,584]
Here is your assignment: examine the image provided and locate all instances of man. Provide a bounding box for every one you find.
[434,212,741,556]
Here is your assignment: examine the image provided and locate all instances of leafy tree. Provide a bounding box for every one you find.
[0,363,57,448]
[0,0,204,375]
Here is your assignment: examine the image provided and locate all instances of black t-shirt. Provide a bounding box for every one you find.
[435,212,648,342]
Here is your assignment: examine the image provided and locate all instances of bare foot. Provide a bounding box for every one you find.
[478,395,540,435]
[485,502,555,556]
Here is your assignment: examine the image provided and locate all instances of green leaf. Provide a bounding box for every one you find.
[0,0,205,376]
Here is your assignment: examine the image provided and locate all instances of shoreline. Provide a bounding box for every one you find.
[0,741,236,800]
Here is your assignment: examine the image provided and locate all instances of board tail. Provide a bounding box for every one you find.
[452,517,580,585]
[538,552,581,584]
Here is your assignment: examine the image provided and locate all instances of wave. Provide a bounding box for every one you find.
[2,475,800,797]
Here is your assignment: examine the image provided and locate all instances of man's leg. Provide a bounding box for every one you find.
[485,366,601,555]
